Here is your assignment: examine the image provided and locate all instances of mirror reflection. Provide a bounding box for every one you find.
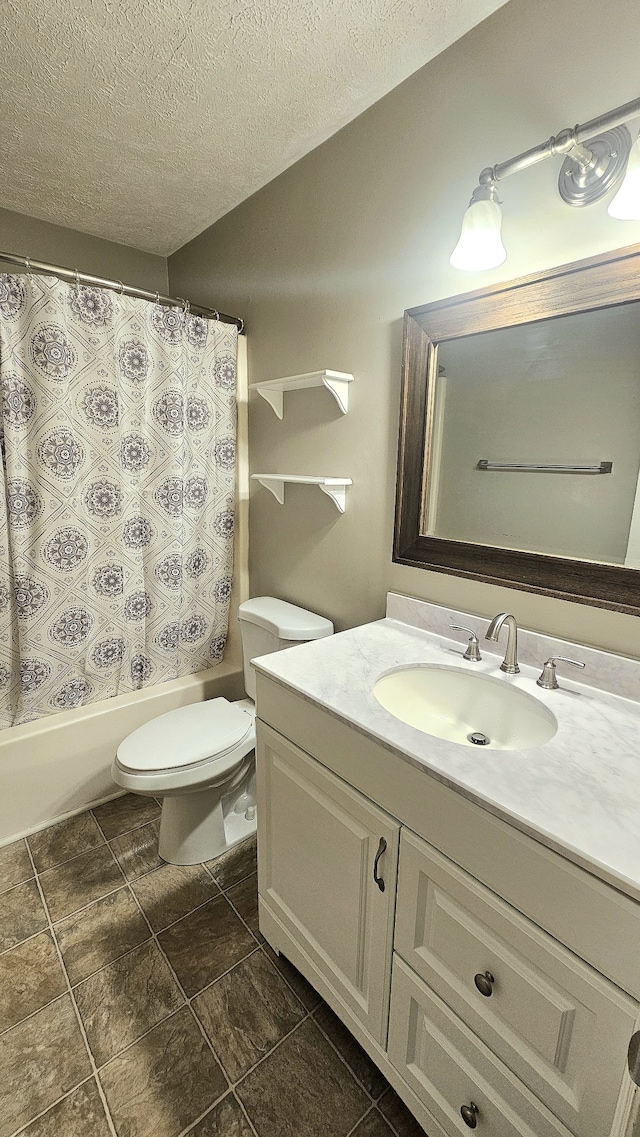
[423,303,640,567]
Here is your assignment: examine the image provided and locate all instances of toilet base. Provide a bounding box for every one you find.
[158,771,257,865]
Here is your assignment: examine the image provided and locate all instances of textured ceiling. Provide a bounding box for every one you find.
[1,0,508,255]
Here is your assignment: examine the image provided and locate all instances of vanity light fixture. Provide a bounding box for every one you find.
[451,96,640,271]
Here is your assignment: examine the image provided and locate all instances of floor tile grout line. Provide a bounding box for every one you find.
[45,876,129,927]
[122,871,256,1081]
[228,1007,314,1093]
[48,880,131,928]
[63,882,259,995]
[23,842,120,1137]
[204,861,258,895]
[28,835,107,876]
[85,941,263,1074]
[255,941,322,1010]
[312,1011,385,1107]
[31,828,125,880]
[0,990,70,1041]
[223,879,264,944]
[178,1089,261,1137]
[131,880,227,937]
[0,872,35,899]
[69,930,160,994]
[345,1104,377,1137]
[27,809,162,879]
[90,804,162,845]
[97,894,313,1109]
[375,1093,413,1137]
[0,921,50,960]
[176,1086,250,1137]
[93,1005,194,1073]
[37,839,127,923]
[232,1093,261,1137]
[187,944,262,1009]
[7,1075,97,1137]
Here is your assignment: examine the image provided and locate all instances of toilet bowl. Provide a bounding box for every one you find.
[112,597,333,865]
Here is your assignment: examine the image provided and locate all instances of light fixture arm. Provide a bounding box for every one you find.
[475,96,640,188]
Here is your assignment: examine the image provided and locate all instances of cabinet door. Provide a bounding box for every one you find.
[257,721,399,1045]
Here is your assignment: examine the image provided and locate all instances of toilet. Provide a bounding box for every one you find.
[112,597,333,865]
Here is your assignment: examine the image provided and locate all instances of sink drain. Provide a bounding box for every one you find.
[468,731,490,746]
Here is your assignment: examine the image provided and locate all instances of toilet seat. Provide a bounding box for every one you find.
[113,697,256,795]
[117,698,253,773]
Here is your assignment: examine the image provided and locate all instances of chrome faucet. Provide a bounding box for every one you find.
[485,613,519,674]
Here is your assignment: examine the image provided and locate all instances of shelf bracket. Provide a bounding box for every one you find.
[254,476,286,505]
[319,482,348,512]
[256,388,284,419]
[321,374,351,414]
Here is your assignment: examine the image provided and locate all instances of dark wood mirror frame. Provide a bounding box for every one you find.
[393,242,640,617]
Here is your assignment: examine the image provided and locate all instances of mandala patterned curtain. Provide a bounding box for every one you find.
[0,273,237,728]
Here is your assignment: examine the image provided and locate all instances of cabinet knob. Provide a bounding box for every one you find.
[460,1102,479,1128]
[473,971,495,997]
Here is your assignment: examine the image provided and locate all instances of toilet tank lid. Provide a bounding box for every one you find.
[238,596,333,640]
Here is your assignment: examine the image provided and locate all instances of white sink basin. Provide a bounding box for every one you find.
[373,665,557,750]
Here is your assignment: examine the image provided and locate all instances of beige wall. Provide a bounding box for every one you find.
[168,0,640,658]
[0,206,167,292]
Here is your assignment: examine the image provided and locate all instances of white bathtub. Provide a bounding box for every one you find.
[0,662,245,845]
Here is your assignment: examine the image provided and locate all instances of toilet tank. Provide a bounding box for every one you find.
[238,596,333,700]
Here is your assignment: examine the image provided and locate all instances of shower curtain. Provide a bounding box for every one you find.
[0,272,238,728]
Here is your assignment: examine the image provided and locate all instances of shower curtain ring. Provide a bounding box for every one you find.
[74,269,80,291]
[25,257,31,273]
[237,317,244,334]
[154,292,160,306]
[116,280,124,295]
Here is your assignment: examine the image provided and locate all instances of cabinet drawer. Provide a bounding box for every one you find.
[388,955,571,1137]
[395,829,636,1137]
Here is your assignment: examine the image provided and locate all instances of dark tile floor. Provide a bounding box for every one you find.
[0,795,426,1137]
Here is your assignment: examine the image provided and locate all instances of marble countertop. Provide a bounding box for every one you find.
[252,596,640,902]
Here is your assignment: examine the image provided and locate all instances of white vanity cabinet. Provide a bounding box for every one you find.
[255,675,640,1137]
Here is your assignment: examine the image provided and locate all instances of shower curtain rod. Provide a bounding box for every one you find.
[0,250,245,332]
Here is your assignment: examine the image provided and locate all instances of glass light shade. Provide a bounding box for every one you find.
[608,137,640,220]
[450,198,506,271]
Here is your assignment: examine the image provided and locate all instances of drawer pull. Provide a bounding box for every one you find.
[373,837,387,892]
[460,1102,479,1128]
[473,971,495,997]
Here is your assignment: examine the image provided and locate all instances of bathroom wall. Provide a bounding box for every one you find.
[169,0,640,657]
[0,206,168,291]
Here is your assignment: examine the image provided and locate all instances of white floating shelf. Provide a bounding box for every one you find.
[252,474,353,513]
[251,370,355,418]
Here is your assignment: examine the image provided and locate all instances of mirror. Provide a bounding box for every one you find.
[394,243,640,615]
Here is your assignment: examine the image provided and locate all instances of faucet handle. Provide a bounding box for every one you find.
[450,624,482,662]
[536,656,585,690]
